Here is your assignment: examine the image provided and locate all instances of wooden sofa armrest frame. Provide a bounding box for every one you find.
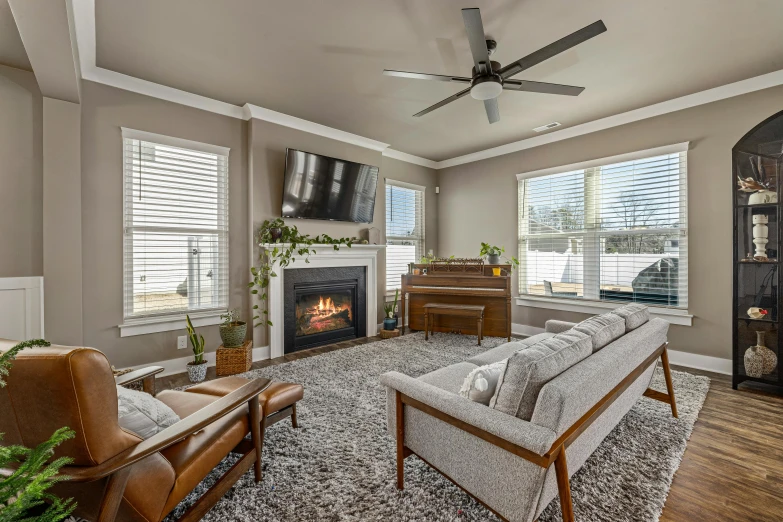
[114,366,164,395]
[58,378,270,522]
[395,342,677,522]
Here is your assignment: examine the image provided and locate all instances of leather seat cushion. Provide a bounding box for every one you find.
[187,377,304,415]
[155,390,250,517]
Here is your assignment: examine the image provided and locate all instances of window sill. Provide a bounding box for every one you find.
[515,295,692,326]
[119,311,226,337]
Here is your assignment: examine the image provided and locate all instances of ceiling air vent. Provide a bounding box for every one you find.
[533,122,562,132]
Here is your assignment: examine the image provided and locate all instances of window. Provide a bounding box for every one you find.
[122,128,229,324]
[518,143,688,309]
[386,180,425,291]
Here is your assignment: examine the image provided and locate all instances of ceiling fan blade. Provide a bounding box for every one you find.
[383,70,472,83]
[413,87,472,117]
[461,8,491,69]
[498,20,607,79]
[484,98,500,124]
[504,79,584,96]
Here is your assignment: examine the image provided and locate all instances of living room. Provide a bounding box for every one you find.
[1,1,781,521]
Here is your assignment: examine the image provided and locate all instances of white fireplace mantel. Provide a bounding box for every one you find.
[259,243,385,358]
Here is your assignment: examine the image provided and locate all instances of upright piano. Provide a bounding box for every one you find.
[400,264,512,341]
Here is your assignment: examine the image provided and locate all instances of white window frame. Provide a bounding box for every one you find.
[385,179,426,294]
[515,142,692,326]
[119,128,231,337]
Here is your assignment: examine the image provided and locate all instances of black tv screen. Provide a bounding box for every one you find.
[281,149,379,223]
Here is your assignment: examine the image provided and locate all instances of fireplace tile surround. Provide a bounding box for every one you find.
[260,244,384,358]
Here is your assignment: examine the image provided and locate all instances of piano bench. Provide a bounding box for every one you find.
[422,303,486,346]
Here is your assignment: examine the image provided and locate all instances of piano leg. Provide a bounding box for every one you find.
[424,312,428,341]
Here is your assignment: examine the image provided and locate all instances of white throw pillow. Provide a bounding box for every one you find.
[459,359,508,405]
[117,385,180,439]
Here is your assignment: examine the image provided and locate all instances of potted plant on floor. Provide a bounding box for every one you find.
[383,289,399,331]
[219,309,246,347]
[185,315,207,383]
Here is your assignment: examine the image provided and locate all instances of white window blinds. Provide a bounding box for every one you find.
[386,180,425,291]
[122,129,229,321]
[518,144,688,309]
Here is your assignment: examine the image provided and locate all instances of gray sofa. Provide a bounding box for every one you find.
[381,316,677,522]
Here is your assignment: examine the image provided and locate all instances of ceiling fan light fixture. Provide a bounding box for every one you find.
[470,78,502,100]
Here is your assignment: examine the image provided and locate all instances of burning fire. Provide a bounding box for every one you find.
[304,295,351,319]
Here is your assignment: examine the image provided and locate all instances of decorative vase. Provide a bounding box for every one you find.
[383,317,397,331]
[219,321,247,347]
[487,254,500,265]
[744,331,778,377]
[270,227,283,241]
[492,267,502,276]
[752,214,769,259]
[749,190,777,205]
[187,361,208,383]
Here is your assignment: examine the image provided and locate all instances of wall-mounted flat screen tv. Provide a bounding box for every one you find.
[281,148,379,223]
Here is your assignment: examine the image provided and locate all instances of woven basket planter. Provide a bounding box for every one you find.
[219,321,247,347]
[379,328,400,339]
[216,340,252,376]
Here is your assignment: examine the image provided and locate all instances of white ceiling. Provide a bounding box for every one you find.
[0,0,31,71]
[88,0,783,161]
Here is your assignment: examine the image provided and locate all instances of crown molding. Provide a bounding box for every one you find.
[438,68,783,169]
[243,104,389,152]
[70,0,783,171]
[382,148,438,169]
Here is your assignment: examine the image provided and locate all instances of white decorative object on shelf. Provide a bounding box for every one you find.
[749,190,777,205]
[753,214,769,259]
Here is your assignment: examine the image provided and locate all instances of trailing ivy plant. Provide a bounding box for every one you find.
[250,218,356,327]
[0,339,76,522]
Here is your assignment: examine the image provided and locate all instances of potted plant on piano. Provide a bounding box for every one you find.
[185,315,208,383]
[383,289,399,331]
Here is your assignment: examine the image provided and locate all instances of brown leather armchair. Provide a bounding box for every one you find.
[0,341,274,522]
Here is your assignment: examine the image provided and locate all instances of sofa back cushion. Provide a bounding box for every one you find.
[490,330,592,421]
[610,303,650,332]
[573,312,626,352]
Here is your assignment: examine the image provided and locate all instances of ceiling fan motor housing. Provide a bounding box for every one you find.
[470,60,503,100]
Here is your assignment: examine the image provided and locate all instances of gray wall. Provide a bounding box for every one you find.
[438,84,783,361]
[0,65,42,277]
[248,118,438,347]
[80,81,248,368]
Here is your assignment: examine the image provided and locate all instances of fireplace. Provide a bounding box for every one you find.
[284,266,366,354]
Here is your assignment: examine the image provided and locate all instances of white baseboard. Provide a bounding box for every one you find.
[511,322,731,375]
[116,345,271,377]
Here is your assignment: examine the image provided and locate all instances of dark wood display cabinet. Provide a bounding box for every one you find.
[733,110,783,391]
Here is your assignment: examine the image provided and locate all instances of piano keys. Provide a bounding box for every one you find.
[400,264,512,341]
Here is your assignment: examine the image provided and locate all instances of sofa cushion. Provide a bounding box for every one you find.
[490,330,592,421]
[116,385,180,439]
[573,312,626,352]
[466,332,555,366]
[610,303,650,332]
[418,362,479,395]
[459,359,508,405]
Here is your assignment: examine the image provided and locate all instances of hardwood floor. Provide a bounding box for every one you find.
[157,338,783,521]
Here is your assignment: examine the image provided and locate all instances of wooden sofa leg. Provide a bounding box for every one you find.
[291,403,299,428]
[660,346,679,419]
[248,395,264,482]
[97,467,131,522]
[554,450,575,522]
[395,391,405,490]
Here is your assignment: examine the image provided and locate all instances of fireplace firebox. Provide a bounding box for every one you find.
[284,266,366,354]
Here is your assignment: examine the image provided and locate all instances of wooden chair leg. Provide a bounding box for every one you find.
[395,391,405,490]
[424,313,429,341]
[248,395,264,482]
[291,403,299,428]
[96,467,131,522]
[477,318,482,346]
[660,346,679,418]
[554,449,575,522]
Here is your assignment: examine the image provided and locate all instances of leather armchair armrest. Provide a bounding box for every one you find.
[61,378,271,483]
[115,366,165,395]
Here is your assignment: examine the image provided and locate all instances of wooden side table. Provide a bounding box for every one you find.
[423,303,485,346]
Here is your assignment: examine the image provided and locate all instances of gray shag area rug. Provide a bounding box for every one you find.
[84,333,710,522]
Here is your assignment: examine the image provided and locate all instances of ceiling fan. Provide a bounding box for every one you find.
[383,8,606,124]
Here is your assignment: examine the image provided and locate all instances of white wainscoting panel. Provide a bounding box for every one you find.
[0,277,44,340]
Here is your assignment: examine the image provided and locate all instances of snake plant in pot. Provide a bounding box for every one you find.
[185,315,207,383]
[219,309,246,347]
[383,289,399,330]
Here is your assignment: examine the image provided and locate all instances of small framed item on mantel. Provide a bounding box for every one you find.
[732,109,783,392]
